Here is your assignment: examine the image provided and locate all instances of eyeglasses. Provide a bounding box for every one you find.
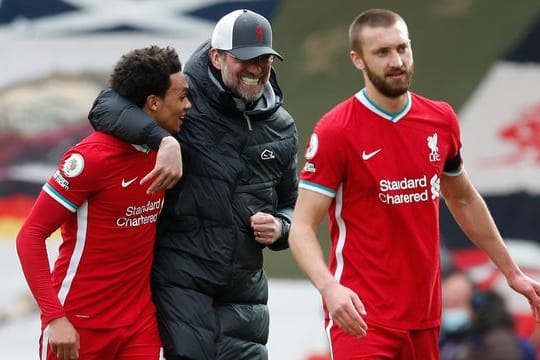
[225,52,275,67]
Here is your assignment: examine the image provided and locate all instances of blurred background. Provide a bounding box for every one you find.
[1,0,540,359]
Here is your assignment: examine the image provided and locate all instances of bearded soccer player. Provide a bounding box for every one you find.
[289,8,540,360]
[16,46,190,360]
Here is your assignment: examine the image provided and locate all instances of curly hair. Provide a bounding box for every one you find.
[109,45,182,107]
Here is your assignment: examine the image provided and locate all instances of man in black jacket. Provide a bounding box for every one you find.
[88,9,298,360]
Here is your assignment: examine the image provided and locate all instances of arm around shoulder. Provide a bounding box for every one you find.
[88,88,169,149]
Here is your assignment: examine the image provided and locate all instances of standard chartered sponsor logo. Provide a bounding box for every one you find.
[116,199,163,227]
[430,174,440,199]
[378,174,439,204]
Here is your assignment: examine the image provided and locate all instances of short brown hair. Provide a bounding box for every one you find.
[349,9,404,53]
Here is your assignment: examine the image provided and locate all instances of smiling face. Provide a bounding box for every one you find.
[210,48,272,103]
[146,72,191,134]
[351,19,414,98]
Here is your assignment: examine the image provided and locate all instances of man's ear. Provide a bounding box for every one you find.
[209,48,222,70]
[350,50,365,71]
[146,94,159,112]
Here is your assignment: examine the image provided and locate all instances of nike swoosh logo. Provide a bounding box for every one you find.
[362,149,382,160]
[121,177,138,188]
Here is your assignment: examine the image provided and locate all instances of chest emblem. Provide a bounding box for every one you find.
[428,133,440,162]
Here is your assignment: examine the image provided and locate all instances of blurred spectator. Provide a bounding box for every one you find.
[440,270,475,360]
[440,270,536,360]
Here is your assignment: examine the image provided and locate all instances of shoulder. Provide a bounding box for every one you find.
[68,132,138,169]
[327,95,357,115]
[272,107,296,129]
[78,131,131,153]
[314,96,357,134]
[411,92,457,117]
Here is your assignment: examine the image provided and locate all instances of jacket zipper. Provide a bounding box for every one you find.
[243,113,253,131]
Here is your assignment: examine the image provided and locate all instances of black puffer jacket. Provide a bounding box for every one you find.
[89,41,298,359]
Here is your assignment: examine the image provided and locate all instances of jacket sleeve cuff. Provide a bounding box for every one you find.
[268,216,290,251]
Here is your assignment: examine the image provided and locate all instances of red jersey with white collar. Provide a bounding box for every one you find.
[17,131,163,329]
[300,89,463,329]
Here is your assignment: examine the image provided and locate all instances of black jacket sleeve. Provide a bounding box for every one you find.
[88,89,170,150]
[268,146,299,251]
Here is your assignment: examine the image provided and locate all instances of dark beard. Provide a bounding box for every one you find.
[365,64,414,98]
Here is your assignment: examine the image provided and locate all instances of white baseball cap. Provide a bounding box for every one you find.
[211,9,283,61]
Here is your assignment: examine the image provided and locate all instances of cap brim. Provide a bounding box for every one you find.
[228,46,283,61]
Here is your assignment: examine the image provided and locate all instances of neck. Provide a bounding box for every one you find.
[364,84,408,114]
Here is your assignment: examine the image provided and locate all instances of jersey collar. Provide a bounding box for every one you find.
[355,88,411,123]
[131,144,151,153]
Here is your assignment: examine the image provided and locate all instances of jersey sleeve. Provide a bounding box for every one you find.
[16,192,74,325]
[443,103,464,176]
[17,144,102,325]
[299,113,347,198]
[44,145,101,210]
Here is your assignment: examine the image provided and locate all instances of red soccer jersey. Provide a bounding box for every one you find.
[300,89,463,329]
[18,131,163,329]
